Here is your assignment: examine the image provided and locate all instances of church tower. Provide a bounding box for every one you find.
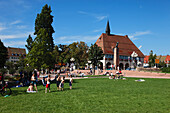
[105,20,110,35]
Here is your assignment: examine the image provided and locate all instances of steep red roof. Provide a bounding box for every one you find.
[165,55,170,64]
[96,33,144,57]
[144,55,149,63]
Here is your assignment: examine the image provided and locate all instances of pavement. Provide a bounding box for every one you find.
[39,70,170,79]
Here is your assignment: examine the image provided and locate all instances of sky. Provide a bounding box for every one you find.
[0,0,170,55]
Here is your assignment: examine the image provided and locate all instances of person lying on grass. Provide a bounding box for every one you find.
[45,75,51,93]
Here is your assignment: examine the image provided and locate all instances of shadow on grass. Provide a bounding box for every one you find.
[10,89,29,96]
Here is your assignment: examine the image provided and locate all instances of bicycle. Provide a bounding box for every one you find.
[0,81,12,96]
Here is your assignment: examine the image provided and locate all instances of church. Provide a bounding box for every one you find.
[95,21,144,70]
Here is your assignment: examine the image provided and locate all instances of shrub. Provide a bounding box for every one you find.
[161,67,170,73]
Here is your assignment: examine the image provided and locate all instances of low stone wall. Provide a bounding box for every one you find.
[136,67,161,72]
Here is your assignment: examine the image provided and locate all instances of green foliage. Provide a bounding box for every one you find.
[5,61,14,70]
[149,50,156,67]
[0,68,7,75]
[161,67,170,73]
[9,68,16,75]
[1,78,170,112]
[0,40,8,69]
[27,28,54,70]
[158,61,166,68]
[25,34,33,52]
[26,4,55,70]
[69,42,89,67]
[88,43,104,75]
[5,61,16,75]
[34,4,54,52]
[17,55,25,72]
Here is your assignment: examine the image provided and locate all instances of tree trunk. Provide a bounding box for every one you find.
[93,65,95,75]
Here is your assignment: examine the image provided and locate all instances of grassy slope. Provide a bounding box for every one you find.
[0,78,170,113]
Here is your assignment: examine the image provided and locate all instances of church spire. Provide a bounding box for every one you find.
[105,20,110,35]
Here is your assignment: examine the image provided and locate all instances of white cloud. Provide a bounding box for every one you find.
[0,32,33,40]
[4,41,26,47]
[129,31,152,40]
[77,11,88,14]
[0,26,6,31]
[93,29,103,33]
[78,10,107,21]
[0,23,7,31]
[10,20,22,25]
[96,16,107,21]
[16,25,27,29]
[55,35,100,45]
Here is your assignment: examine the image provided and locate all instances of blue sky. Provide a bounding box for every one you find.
[0,0,170,55]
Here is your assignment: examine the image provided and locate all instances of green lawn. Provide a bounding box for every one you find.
[1,78,170,113]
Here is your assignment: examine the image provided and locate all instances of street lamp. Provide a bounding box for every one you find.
[70,57,75,71]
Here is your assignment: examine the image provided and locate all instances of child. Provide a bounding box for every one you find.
[59,76,65,91]
[56,74,61,91]
[27,83,33,92]
[45,75,51,93]
[69,75,73,89]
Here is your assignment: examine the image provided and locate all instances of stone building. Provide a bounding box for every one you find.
[96,21,144,70]
[7,47,26,63]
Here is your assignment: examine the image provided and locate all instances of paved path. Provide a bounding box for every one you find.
[39,70,170,79]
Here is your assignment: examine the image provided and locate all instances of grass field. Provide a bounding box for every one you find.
[0,78,170,113]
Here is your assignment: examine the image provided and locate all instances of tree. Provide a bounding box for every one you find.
[149,50,157,67]
[88,43,104,75]
[5,61,16,75]
[34,4,55,52]
[27,28,54,71]
[25,34,33,52]
[17,55,25,73]
[0,40,8,69]
[26,4,55,71]
[69,41,88,68]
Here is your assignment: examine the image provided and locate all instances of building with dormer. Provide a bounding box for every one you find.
[96,21,145,70]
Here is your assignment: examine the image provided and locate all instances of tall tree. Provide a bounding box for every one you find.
[88,43,104,75]
[149,50,157,67]
[34,4,55,52]
[27,28,54,70]
[25,34,33,52]
[0,40,8,69]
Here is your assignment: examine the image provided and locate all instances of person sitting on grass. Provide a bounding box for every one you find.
[109,75,112,79]
[59,76,65,91]
[27,83,33,92]
[45,75,51,93]
[69,75,73,89]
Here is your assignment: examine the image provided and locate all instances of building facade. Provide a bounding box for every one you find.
[96,21,145,70]
[144,55,170,67]
[7,47,26,63]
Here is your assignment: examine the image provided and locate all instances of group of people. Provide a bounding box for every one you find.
[108,70,123,79]
[27,73,73,93]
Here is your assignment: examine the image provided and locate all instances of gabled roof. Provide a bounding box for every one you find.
[96,33,144,57]
[165,55,170,61]
[144,55,149,63]
[165,55,170,63]
[159,56,166,62]
[7,47,26,56]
